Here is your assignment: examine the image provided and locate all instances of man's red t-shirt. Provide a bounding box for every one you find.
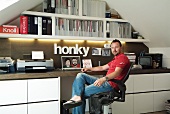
[106,53,130,89]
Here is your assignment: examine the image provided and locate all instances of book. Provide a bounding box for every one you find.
[33,16,38,35]
[38,17,42,35]
[42,17,47,35]
[82,59,92,68]
[55,0,61,14]
[51,0,56,13]
[47,17,52,35]
[20,15,28,34]
[27,15,35,34]
[0,25,19,34]
[43,0,48,12]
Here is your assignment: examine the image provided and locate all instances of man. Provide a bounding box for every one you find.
[71,57,80,68]
[63,39,130,114]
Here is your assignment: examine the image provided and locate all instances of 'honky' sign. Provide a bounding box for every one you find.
[54,44,90,57]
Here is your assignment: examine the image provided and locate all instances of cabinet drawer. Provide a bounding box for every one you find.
[0,80,27,105]
[28,77,60,102]
[153,91,170,111]
[112,94,133,114]
[154,73,170,91]
[134,93,153,114]
[133,74,154,92]
[0,104,27,114]
[28,101,60,114]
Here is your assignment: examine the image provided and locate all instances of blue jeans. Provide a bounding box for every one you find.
[72,73,113,114]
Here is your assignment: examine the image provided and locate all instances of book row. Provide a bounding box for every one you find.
[43,0,106,18]
[20,15,52,35]
[106,21,132,38]
[20,15,105,37]
[56,18,103,37]
[43,0,79,15]
[82,0,106,18]
[19,14,131,38]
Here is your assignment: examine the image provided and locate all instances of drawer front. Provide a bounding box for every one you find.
[133,74,154,93]
[154,73,170,91]
[112,94,134,114]
[28,101,60,114]
[0,104,27,114]
[28,78,60,102]
[134,93,153,114]
[0,80,27,105]
[153,91,170,111]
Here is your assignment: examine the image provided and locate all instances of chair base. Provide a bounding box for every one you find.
[89,95,103,114]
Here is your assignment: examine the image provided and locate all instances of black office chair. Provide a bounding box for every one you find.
[89,63,133,114]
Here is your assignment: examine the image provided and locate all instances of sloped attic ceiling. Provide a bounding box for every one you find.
[104,0,170,48]
[0,0,43,25]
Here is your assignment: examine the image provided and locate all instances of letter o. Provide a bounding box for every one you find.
[62,46,69,54]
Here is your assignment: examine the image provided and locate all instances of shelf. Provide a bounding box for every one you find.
[21,11,128,22]
[105,18,129,23]
[0,34,150,42]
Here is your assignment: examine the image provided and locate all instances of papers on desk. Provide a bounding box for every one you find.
[124,53,136,62]
[32,67,46,69]
[32,51,44,60]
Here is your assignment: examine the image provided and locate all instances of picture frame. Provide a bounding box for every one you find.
[101,48,111,56]
[61,56,81,70]
[92,48,101,55]
[82,59,92,68]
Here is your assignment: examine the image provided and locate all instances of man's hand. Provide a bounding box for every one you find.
[81,68,90,72]
[93,77,106,87]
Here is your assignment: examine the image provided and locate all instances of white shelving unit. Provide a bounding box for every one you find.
[0,10,150,43]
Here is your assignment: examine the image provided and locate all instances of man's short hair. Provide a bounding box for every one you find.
[111,39,122,47]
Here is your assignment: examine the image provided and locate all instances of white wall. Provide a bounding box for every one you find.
[104,0,170,48]
[149,47,170,68]
[0,0,43,25]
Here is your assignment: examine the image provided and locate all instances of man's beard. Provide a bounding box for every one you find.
[113,52,120,56]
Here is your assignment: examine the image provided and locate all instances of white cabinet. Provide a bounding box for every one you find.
[154,73,170,91]
[0,104,27,114]
[28,78,60,102]
[28,77,60,114]
[134,92,153,114]
[112,94,134,114]
[0,80,27,105]
[133,74,154,92]
[111,73,170,114]
[28,101,59,114]
[0,77,60,114]
[133,74,154,114]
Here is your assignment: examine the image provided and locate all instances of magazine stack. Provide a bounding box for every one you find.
[165,100,170,114]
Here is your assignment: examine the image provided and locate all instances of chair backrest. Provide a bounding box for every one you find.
[122,62,134,83]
